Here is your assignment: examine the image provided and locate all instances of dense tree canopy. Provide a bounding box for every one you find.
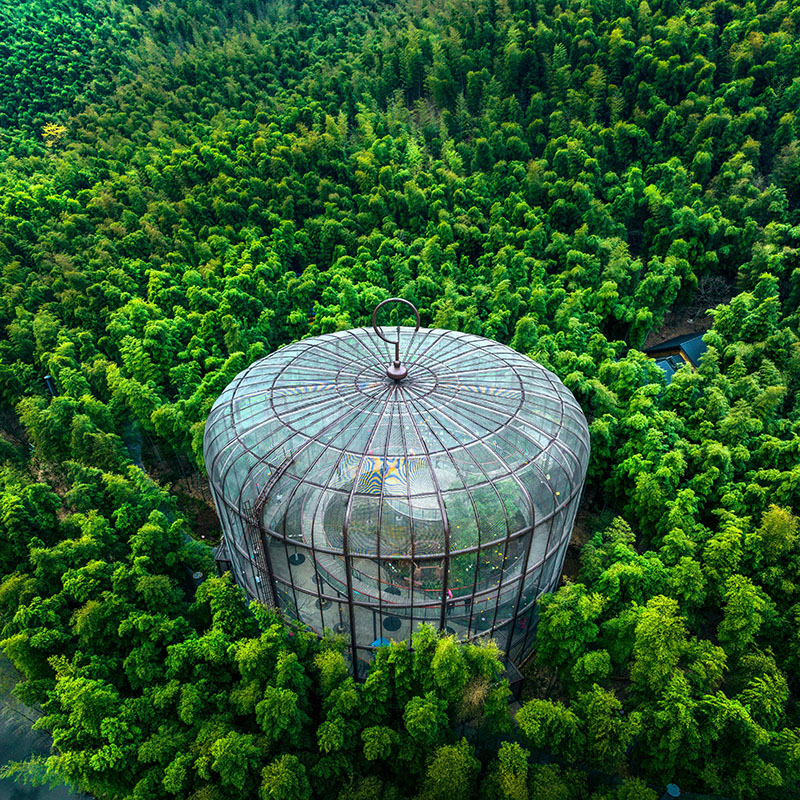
[1,0,800,797]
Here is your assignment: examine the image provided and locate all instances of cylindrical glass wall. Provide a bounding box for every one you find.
[204,326,589,671]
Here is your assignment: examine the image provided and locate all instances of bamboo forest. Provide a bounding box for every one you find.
[1,0,800,798]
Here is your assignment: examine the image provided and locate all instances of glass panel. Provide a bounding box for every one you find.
[282,487,305,544]
[518,461,558,521]
[378,476,412,539]
[499,529,528,584]
[259,474,295,536]
[351,556,379,603]
[493,579,519,629]
[475,539,511,594]
[470,599,495,636]
[318,600,349,637]
[510,601,537,660]
[269,541,292,585]
[292,581,319,630]
[316,488,348,551]
[378,604,413,643]
[546,507,567,558]
[496,476,532,531]
[491,620,511,653]
[379,557,406,606]
[275,582,299,624]
[315,549,347,597]
[412,498,445,560]
[471,483,508,547]
[347,496,380,557]
[529,518,553,571]
[442,489,476,551]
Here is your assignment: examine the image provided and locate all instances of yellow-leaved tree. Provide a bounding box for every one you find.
[42,122,66,147]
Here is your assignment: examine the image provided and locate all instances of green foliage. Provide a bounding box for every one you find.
[517,698,584,763]
[2,0,800,796]
[630,596,688,695]
[420,738,481,800]
[535,583,605,687]
[260,754,312,800]
[495,742,530,800]
[0,464,509,800]
[717,575,770,658]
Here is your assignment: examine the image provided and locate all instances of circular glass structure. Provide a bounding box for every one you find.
[204,315,589,672]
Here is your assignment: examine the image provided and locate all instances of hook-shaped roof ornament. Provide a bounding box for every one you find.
[371,297,421,381]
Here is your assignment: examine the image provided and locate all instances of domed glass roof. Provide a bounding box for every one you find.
[205,326,588,559]
[204,317,589,668]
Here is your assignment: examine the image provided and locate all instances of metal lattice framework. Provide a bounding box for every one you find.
[204,304,589,673]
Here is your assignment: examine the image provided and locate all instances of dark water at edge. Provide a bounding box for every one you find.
[0,654,91,800]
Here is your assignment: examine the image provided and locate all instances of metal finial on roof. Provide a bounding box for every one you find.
[370,297,420,381]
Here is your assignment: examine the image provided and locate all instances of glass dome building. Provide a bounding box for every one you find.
[203,300,589,672]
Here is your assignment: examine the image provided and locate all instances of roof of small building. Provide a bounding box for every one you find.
[645,331,708,367]
[214,537,231,563]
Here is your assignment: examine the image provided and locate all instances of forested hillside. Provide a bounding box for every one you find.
[1,0,800,797]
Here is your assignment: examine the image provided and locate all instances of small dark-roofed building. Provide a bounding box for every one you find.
[645,331,708,383]
[214,538,233,576]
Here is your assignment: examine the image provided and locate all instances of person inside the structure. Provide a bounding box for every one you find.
[401,558,423,588]
[446,587,455,613]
